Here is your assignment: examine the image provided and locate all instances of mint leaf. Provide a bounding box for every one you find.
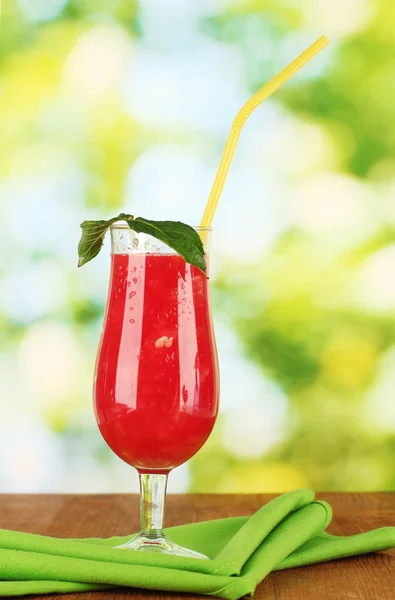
[78,213,207,273]
[77,216,121,267]
[131,217,206,273]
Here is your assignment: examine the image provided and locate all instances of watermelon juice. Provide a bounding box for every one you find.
[94,252,219,473]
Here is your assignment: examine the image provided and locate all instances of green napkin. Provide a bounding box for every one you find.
[1,489,394,598]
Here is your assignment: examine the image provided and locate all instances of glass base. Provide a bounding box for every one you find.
[115,532,208,559]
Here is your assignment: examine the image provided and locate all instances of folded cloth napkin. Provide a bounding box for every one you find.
[1,489,395,599]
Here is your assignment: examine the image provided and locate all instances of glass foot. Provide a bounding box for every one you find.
[115,532,208,559]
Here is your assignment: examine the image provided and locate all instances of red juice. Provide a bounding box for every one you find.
[94,253,219,473]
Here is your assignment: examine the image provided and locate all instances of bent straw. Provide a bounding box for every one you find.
[200,35,329,228]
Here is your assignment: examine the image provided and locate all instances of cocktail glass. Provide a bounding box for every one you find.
[94,224,219,558]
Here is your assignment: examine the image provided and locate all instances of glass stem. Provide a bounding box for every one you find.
[139,473,168,538]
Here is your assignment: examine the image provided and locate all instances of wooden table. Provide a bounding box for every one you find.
[1,493,394,599]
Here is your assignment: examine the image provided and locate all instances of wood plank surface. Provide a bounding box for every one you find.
[0,493,394,599]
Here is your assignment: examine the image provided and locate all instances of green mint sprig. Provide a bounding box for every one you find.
[77,213,206,273]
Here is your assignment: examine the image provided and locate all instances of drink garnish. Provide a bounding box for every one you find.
[77,213,206,273]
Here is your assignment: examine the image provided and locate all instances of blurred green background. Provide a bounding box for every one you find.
[1,0,395,493]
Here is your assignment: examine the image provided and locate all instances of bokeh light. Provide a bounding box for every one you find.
[2,0,395,493]
[17,0,69,23]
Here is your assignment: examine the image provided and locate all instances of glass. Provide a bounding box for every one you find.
[94,224,219,558]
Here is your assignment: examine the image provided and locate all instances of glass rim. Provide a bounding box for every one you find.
[110,223,212,232]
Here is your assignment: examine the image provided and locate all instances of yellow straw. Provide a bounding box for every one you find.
[200,35,329,228]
